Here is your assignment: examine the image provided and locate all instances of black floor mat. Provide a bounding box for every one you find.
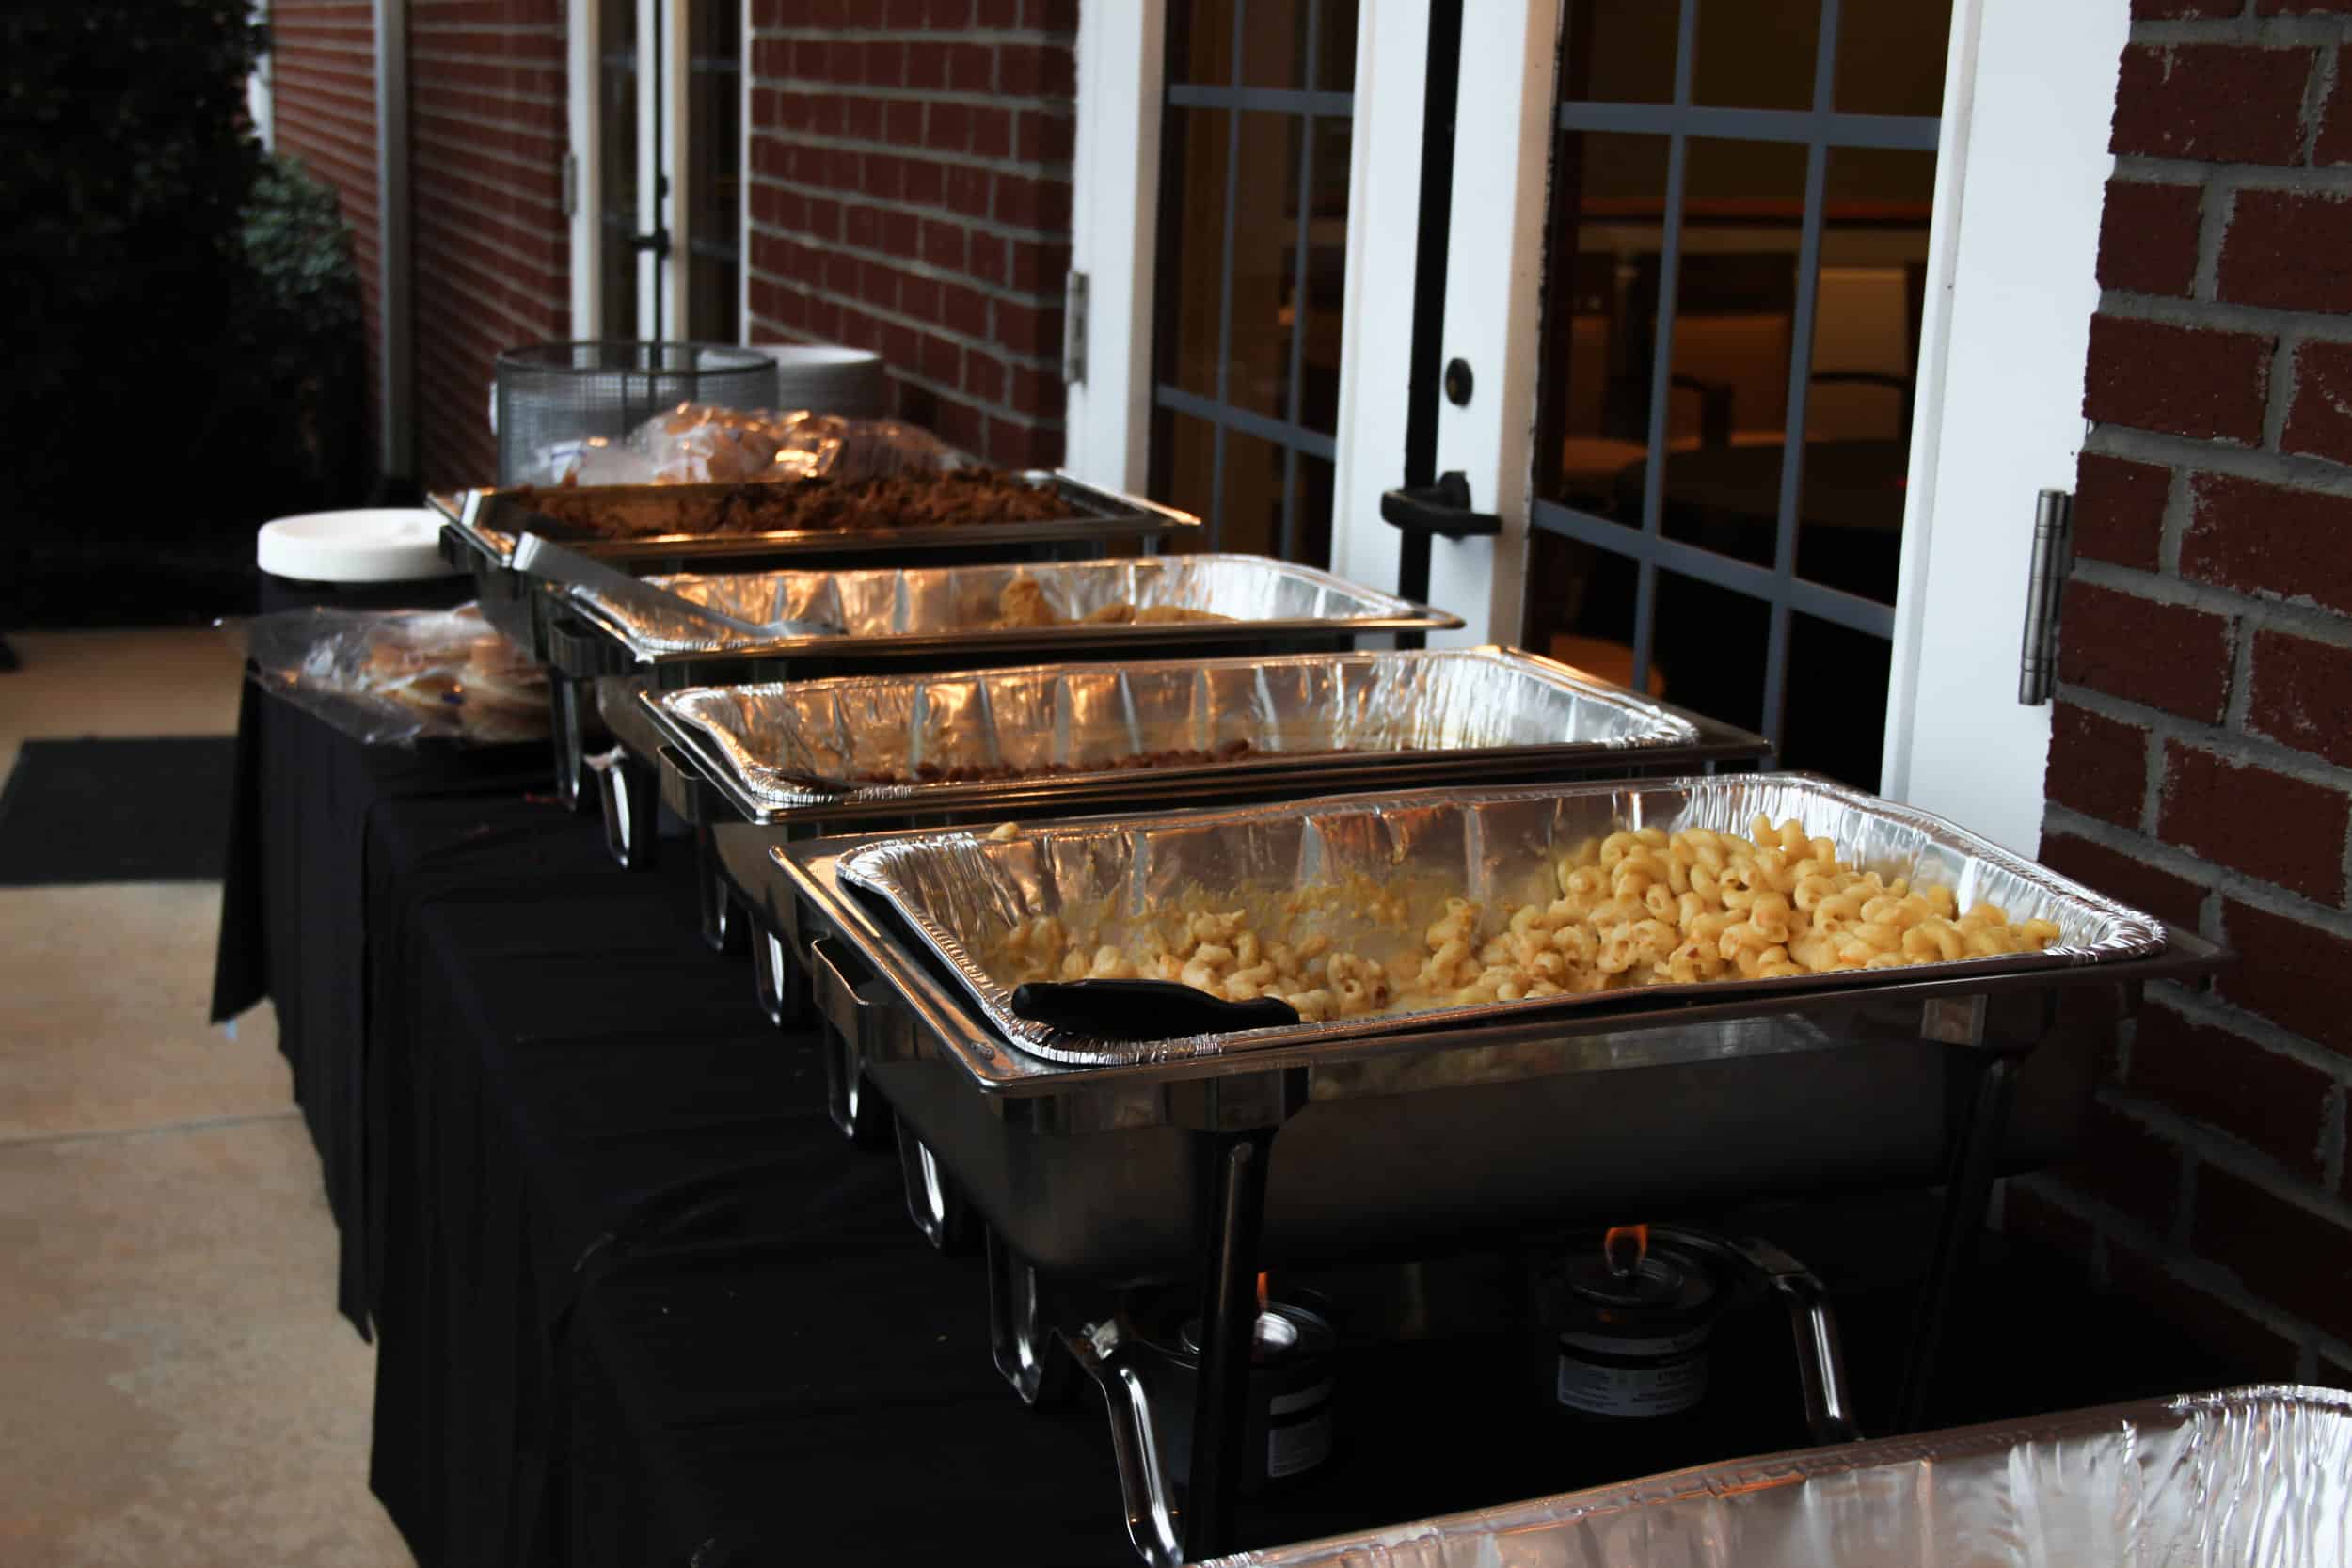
[0,736,236,884]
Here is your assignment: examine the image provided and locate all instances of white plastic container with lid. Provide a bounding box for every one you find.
[256,508,456,583]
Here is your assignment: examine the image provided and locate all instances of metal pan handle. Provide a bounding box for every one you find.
[807,934,877,1040]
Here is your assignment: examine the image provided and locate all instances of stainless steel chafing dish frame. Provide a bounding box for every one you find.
[639,648,1772,944]
[428,469,1199,661]
[538,553,1466,851]
[747,813,2227,1563]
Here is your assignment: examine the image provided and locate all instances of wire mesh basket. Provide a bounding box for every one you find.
[494,341,778,485]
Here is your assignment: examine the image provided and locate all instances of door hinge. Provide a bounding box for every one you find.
[2017,487,2074,705]
[1063,269,1089,386]
[562,152,579,217]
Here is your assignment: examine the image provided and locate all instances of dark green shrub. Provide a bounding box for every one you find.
[0,3,371,622]
[223,154,368,517]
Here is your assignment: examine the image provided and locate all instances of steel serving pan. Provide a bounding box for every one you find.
[834,773,2167,1066]
[1202,1385,2352,1567]
[431,472,1195,663]
[553,553,1461,673]
[644,647,1730,820]
[431,468,1199,567]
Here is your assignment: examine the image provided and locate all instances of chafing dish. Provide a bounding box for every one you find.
[752,777,2226,1561]
[429,470,1199,658]
[542,552,1463,838]
[1203,1386,2352,1568]
[646,647,1772,942]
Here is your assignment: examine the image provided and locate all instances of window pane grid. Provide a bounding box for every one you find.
[1150,0,1355,562]
[1536,0,1941,783]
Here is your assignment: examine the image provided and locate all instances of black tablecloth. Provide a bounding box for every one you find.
[356,797,1851,1566]
[210,681,540,1328]
[351,794,2269,1567]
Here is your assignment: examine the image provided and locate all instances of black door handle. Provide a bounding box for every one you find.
[1379,470,1501,540]
[630,228,672,258]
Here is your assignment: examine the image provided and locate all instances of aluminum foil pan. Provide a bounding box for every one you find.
[833,773,2168,1066]
[433,468,1198,562]
[561,554,1452,659]
[649,647,1701,808]
[1203,1385,2352,1567]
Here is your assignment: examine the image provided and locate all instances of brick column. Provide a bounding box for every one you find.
[409,0,571,490]
[744,1,1076,466]
[2024,5,2352,1382]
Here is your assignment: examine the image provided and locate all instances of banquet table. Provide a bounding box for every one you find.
[358,794,1879,1565]
[209,680,540,1328]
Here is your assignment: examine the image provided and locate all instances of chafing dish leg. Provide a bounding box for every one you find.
[896,1116,974,1255]
[548,673,591,813]
[822,1021,887,1146]
[752,928,810,1029]
[1897,1052,2021,1432]
[694,824,747,956]
[986,1227,1073,1407]
[589,749,659,871]
[1736,1239,1862,1446]
[1066,1318,1184,1568]
[1182,1125,1277,1563]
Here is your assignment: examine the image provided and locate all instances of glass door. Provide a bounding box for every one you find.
[1145,0,1359,562]
[1522,0,1951,788]
[596,0,644,336]
[579,0,741,341]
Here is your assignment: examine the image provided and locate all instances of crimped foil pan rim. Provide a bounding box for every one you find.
[645,646,1705,809]
[433,469,1199,562]
[833,773,2169,1067]
[1198,1384,2352,1568]
[566,552,1454,660]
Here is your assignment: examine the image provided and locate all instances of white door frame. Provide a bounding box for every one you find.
[566,0,602,337]
[1881,0,2124,853]
[1062,0,1168,491]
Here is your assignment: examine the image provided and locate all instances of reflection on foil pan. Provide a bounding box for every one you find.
[563,554,1450,659]
[834,774,2168,1066]
[650,647,1702,807]
[1201,1385,2352,1568]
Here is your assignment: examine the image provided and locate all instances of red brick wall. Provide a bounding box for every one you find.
[744,1,1077,466]
[267,0,383,466]
[411,0,572,489]
[2025,8,2352,1383]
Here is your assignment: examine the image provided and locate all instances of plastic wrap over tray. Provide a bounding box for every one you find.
[650,647,1702,807]
[833,773,2168,1065]
[1201,1385,2352,1568]
[565,553,1449,658]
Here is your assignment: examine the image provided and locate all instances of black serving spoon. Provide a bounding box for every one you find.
[1009,978,1301,1038]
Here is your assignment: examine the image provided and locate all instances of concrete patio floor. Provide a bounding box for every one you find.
[0,629,407,1567]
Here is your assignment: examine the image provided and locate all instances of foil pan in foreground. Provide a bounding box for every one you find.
[649,647,1702,809]
[1202,1385,2352,1567]
[563,553,1448,658]
[834,774,2167,1066]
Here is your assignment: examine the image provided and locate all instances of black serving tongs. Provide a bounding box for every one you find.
[1009,978,1301,1039]
[513,531,842,641]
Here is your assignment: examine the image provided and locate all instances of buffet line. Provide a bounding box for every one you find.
[243,436,2245,1564]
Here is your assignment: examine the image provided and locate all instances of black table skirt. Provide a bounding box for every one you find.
[211,681,540,1329]
[353,798,1845,1566]
[355,795,1138,1566]
[353,797,2260,1567]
